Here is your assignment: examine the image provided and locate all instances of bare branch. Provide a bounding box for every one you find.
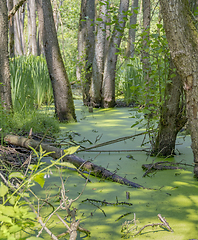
[8,0,27,20]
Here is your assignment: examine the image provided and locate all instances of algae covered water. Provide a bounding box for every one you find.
[32,100,198,240]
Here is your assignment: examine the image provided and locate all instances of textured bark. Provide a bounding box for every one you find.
[126,0,139,58]
[7,0,15,57]
[40,0,76,122]
[142,0,151,105]
[90,0,107,107]
[0,0,12,111]
[152,59,187,156]
[77,0,95,106]
[8,0,27,20]
[160,0,198,176]
[14,0,25,55]
[36,0,44,55]
[29,0,38,55]
[102,0,129,108]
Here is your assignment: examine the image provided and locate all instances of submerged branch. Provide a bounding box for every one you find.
[4,134,144,188]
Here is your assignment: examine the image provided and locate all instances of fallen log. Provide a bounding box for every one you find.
[4,134,143,188]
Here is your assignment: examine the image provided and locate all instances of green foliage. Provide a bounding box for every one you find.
[10,55,53,112]
[0,183,36,240]
[0,145,79,239]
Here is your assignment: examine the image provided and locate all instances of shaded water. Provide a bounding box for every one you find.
[31,100,198,239]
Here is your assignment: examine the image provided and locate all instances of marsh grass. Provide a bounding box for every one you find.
[10,55,53,112]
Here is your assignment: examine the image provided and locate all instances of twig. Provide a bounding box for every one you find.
[8,0,27,20]
[134,214,173,236]
[77,131,154,152]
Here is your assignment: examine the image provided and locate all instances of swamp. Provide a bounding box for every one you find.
[1,0,198,239]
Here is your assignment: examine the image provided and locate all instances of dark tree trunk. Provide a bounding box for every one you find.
[160,0,198,176]
[0,0,12,111]
[7,0,15,57]
[152,59,187,156]
[40,0,76,122]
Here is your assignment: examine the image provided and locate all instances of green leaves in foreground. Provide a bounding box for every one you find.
[0,183,36,240]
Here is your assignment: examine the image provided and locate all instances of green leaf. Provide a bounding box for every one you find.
[0,214,12,223]
[64,146,80,155]
[50,161,75,168]
[156,23,163,29]
[96,18,103,21]
[9,172,25,180]
[33,173,45,188]
[0,183,8,197]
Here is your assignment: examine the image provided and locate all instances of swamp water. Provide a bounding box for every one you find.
[30,100,198,240]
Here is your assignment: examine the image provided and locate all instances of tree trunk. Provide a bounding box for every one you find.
[36,0,44,55]
[142,0,151,106]
[126,0,139,58]
[14,0,25,55]
[29,0,38,55]
[77,0,95,106]
[0,0,12,111]
[40,0,76,122]
[90,0,107,107]
[7,0,15,57]
[152,59,187,156]
[160,0,198,176]
[102,0,129,108]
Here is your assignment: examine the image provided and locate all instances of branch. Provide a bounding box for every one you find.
[4,134,144,188]
[8,0,27,20]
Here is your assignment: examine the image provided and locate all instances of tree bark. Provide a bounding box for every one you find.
[4,134,143,188]
[102,0,129,108]
[142,0,151,106]
[40,0,76,122]
[90,0,107,107]
[36,0,44,55]
[14,0,25,55]
[0,0,12,111]
[7,0,15,57]
[29,0,38,55]
[126,0,139,58]
[160,0,198,176]
[152,59,187,156]
[77,0,95,106]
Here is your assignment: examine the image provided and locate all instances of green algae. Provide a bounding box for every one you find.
[30,100,198,240]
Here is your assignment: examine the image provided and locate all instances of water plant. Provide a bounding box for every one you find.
[9,55,53,112]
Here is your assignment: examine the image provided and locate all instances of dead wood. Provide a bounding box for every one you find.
[142,161,184,177]
[8,0,27,20]
[77,131,153,152]
[134,214,173,236]
[4,134,143,188]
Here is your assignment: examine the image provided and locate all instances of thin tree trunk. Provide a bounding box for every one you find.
[14,0,24,55]
[77,0,95,106]
[29,0,38,55]
[160,0,198,176]
[90,0,107,107]
[7,0,15,57]
[40,0,76,122]
[36,0,44,55]
[0,0,12,111]
[102,0,129,108]
[152,59,187,156]
[142,0,151,106]
[126,0,139,58]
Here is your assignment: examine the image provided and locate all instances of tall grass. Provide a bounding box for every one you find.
[10,55,53,112]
